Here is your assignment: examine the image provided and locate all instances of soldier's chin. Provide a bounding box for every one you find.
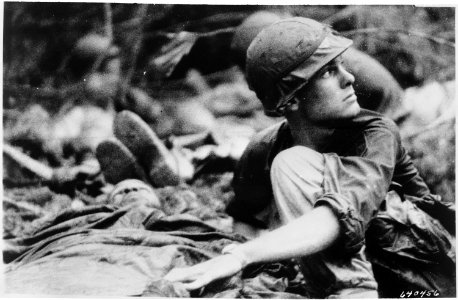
[335,104,361,124]
[347,101,361,118]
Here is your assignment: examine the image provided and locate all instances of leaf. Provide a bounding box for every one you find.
[149,31,199,78]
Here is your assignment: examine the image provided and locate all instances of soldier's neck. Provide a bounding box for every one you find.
[287,118,335,152]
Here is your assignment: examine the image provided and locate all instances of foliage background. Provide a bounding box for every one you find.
[3,4,456,207]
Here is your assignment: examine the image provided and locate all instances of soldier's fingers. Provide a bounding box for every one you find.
[164,267,200,282]
[182,276,211,291]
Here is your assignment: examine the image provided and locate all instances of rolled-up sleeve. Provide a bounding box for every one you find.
[315,121,400,255]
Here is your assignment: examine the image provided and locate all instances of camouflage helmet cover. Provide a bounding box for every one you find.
[231,10,288,68]
[246,17,353,117]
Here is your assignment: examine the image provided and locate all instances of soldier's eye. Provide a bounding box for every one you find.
[321,70,331,79]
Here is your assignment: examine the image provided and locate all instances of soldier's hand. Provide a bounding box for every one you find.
[164,254,243,290]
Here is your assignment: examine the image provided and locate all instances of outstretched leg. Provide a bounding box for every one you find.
[108,111,194,187]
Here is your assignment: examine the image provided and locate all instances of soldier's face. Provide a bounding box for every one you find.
[295,56,361,124]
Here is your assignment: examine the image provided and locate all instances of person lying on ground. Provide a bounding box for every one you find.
[164,17,443,298]
[96,109,248,188]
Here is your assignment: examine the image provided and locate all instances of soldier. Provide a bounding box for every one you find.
[165,17,437,298]
[231,11,406,120]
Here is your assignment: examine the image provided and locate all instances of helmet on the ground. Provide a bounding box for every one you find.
[246,17,352,117]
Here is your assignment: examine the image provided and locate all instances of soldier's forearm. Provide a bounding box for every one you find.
[232,205,340,267]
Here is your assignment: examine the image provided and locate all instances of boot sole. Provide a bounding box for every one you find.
[96,138,148,184]
[113,111,181,187]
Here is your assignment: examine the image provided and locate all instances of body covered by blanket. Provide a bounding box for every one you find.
[4,182,455,297]
[4,198,306,298]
